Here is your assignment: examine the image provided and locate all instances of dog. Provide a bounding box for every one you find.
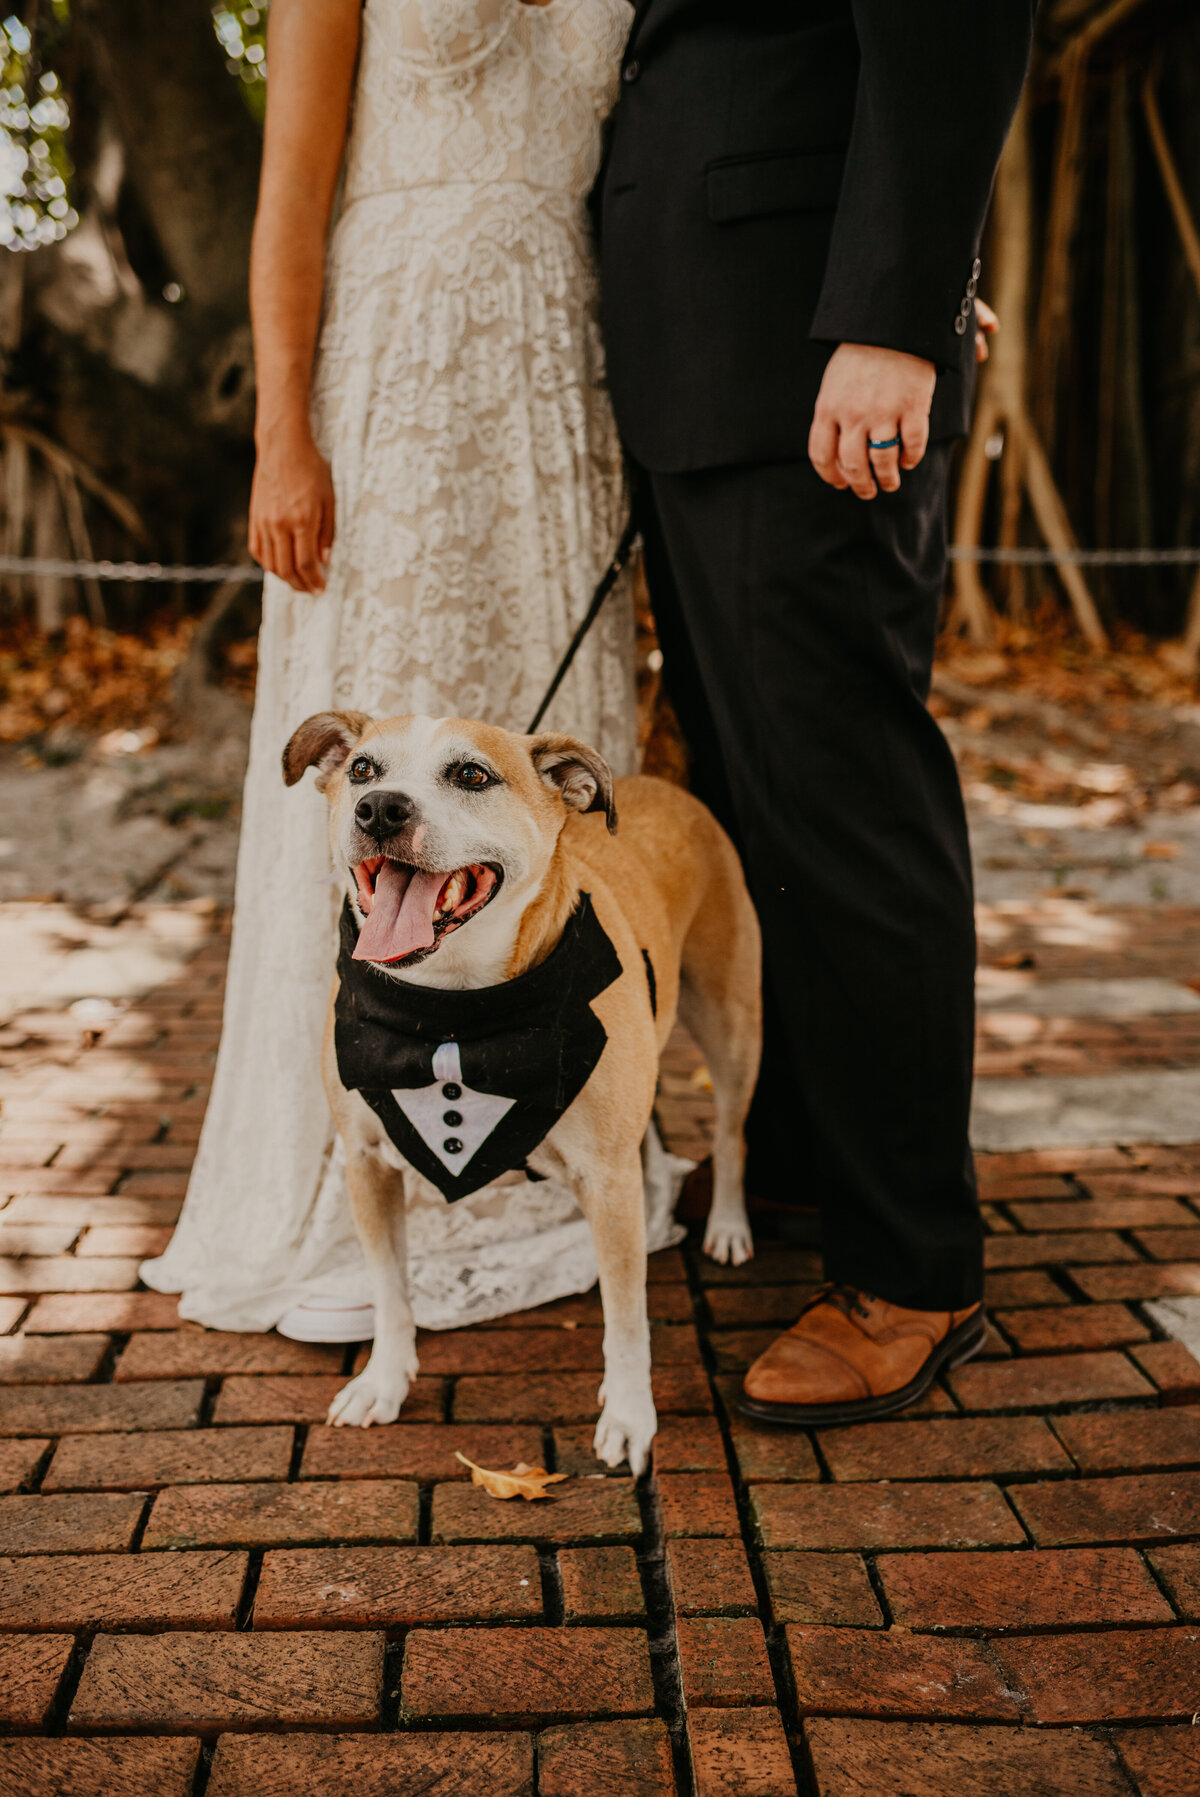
[283,711,761,1474]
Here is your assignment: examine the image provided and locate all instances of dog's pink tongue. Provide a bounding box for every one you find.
[352,863,444,963]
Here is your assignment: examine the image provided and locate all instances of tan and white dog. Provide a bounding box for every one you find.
[283,711,761,1474]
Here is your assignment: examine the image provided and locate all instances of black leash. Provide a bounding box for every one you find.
[526,515,640,733]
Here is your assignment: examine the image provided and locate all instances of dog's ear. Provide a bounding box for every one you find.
[530,733,618,834]
[282,711,372,790]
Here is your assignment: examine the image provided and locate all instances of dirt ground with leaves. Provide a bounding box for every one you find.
[934,617,1200,906]
[3,605,1200,910]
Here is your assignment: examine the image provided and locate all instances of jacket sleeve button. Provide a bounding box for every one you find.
[954,314,968,335]
[972,257,982,279]
[623,59,640,82]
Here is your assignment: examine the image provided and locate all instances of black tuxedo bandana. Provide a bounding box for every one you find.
[334,891,625,1202]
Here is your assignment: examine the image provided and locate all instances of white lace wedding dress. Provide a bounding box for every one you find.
[142,0,687,1334]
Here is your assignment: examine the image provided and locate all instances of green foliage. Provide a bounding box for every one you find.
[213,3,268,124]
[0,9,76,253]
[0,1,268,257]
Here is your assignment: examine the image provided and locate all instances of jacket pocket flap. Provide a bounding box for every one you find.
[706,149,844,224]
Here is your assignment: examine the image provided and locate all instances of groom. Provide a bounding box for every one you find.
[599,2,1035,1423]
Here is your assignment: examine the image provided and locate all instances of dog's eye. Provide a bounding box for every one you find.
[348,757,378,784]
[455,763,492,790]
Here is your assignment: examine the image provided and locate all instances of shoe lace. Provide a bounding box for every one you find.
[798,1282,874,1324]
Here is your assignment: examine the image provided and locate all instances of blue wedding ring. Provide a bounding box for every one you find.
[867,435,902,450]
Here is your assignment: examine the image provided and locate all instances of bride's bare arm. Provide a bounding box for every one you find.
[249,0,361,594]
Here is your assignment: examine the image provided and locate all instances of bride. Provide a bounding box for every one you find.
[142,0,687,1340]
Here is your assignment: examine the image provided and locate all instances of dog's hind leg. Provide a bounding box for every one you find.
[678,837,762,1266]
[326,1123,419,1428]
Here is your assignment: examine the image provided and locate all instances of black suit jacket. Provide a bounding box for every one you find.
[597,0,1035,471]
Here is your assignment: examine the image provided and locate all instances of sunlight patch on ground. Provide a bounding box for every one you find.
[973,1068,1200,1151]
[976,973,1200,1017]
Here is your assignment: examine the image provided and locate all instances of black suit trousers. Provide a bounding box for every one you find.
[638,448,983,1310]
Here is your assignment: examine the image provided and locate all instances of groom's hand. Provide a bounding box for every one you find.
[809,343,937,500]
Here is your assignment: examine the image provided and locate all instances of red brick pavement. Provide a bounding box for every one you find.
[1,900,1200,1793]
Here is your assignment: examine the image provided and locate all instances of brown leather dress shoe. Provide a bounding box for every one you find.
[740,1284,985,1426]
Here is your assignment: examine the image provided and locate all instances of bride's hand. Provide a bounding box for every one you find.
[249,421,336,594]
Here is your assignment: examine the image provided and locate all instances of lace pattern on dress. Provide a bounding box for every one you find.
[140,0,668,1335]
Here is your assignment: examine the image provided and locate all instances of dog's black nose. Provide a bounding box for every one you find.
[354,789,415,839]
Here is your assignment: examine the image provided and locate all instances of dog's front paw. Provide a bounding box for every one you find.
[703,1210,754,1267]
[594,1378,657,1478]
[327,1355,416,1428]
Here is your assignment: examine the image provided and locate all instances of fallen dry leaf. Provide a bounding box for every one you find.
[1142,841,1180,860]
[454,1452,569,1501]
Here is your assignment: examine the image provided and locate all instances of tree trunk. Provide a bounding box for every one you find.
[78,1,260,320]
[1,1,262,624]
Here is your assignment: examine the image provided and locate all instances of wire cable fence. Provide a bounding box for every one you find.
[2,545,1200,586]
[0,557,264,584]
[947,547,1200,566]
